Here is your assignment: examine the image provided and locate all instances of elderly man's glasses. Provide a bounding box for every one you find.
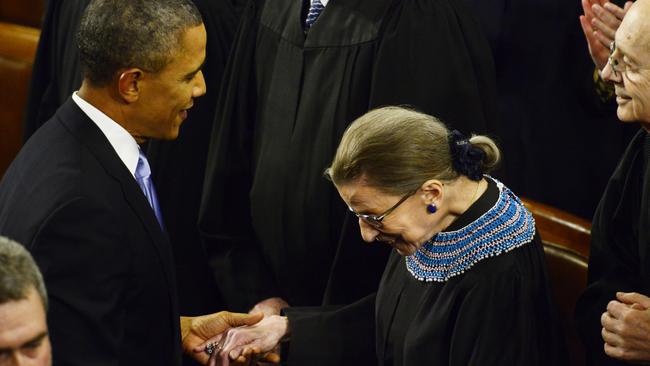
[348,190,416,229]
[609,41,624,76]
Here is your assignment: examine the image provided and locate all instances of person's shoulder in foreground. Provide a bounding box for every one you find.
[0,236,51,366]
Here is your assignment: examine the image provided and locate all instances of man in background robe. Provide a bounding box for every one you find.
[576,0,650,363]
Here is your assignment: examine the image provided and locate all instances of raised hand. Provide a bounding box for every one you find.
[579,0,632,70]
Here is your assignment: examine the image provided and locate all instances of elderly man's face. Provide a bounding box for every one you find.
[603,0,650,127]
[0,288,51,366]
[131,23,207,141]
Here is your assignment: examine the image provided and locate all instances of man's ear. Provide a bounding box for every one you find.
[117,68,143,103]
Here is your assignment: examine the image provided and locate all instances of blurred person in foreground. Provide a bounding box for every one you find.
[194,107,566,366]
[576,0,650,364]
[0,236,50,366]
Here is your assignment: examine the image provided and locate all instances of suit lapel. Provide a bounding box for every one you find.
[55,98,180,340]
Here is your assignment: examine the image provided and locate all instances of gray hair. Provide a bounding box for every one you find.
[327,106,500,195]
[77,0,203,86]
[0,236,48,309]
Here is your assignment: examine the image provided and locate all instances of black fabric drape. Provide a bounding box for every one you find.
[458,0,637,219]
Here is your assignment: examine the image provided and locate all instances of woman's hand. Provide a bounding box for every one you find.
[196,315,288,365]
[181,311,264,365]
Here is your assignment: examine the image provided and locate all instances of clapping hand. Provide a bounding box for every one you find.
[579,0,632,70]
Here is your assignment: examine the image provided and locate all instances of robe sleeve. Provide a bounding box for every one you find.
[199,0,280,312]
[575,131,646,366]
[282,294,377,366]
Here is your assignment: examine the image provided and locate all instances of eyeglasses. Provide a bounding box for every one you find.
[607,41,648,76]
[348,190,416,229]
[609,41,624,77]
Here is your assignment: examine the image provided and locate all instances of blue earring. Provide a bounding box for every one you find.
[427,203,437,214]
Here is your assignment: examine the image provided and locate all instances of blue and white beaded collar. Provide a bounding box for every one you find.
[406,179,535,282]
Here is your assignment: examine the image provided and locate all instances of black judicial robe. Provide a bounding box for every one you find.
[283,178,566,365]
[23,0,86,135]
[576,129,650,365]
[199,0,499,312]
[459,0,637,219]
[22,0,241,318]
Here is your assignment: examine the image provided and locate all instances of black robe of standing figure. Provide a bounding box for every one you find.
[199,0,499,315]
[459,0,637,220]
[22,2,242,364]
[576,129,650,365]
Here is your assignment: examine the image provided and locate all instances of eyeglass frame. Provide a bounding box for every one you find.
[609,41,623,77]
[608,41,650,77]
[348,189,417,229]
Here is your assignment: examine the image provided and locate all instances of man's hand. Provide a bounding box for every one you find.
[195,315,288,365]
[181,311,264,364]
[249,297,289,317]
[579,0,632,70]
[600,292,650,363]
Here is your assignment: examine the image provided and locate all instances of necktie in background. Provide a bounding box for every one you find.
[305,0,324,29]
[135,149,164,229]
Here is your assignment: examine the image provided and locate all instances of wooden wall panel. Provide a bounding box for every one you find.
[0,22,39,177]
[0,0,45,28]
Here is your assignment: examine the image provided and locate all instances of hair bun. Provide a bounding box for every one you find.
[448,130,485,181]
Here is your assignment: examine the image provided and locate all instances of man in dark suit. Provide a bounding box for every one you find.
[0,1,261,365]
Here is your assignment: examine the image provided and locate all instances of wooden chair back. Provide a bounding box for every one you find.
[522,198,591,366]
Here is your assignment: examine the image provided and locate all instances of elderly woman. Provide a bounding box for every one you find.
[199,106,565,365]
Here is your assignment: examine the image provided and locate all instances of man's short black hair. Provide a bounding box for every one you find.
[77,0,203,86]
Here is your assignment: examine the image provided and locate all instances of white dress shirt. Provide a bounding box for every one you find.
[72,92,140,177]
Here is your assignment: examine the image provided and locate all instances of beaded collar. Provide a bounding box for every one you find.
[405,178,535,282]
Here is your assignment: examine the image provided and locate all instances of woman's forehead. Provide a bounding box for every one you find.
[340,181,396,208]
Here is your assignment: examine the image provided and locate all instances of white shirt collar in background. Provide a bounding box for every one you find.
[72,92,140,177]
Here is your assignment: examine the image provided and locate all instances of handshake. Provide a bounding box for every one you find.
[181,298,291,366]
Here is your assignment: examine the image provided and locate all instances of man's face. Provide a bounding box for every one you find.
[0,288,51,366]
[132,23,207,141]
[602,2,650,126]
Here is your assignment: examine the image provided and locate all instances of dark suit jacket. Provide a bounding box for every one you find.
[0,98,181,366]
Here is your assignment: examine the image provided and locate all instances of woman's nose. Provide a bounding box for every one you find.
[358,218,380,243]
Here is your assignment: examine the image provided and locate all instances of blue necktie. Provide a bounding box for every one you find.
[305,0,324,29]
[135,150,164,229]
